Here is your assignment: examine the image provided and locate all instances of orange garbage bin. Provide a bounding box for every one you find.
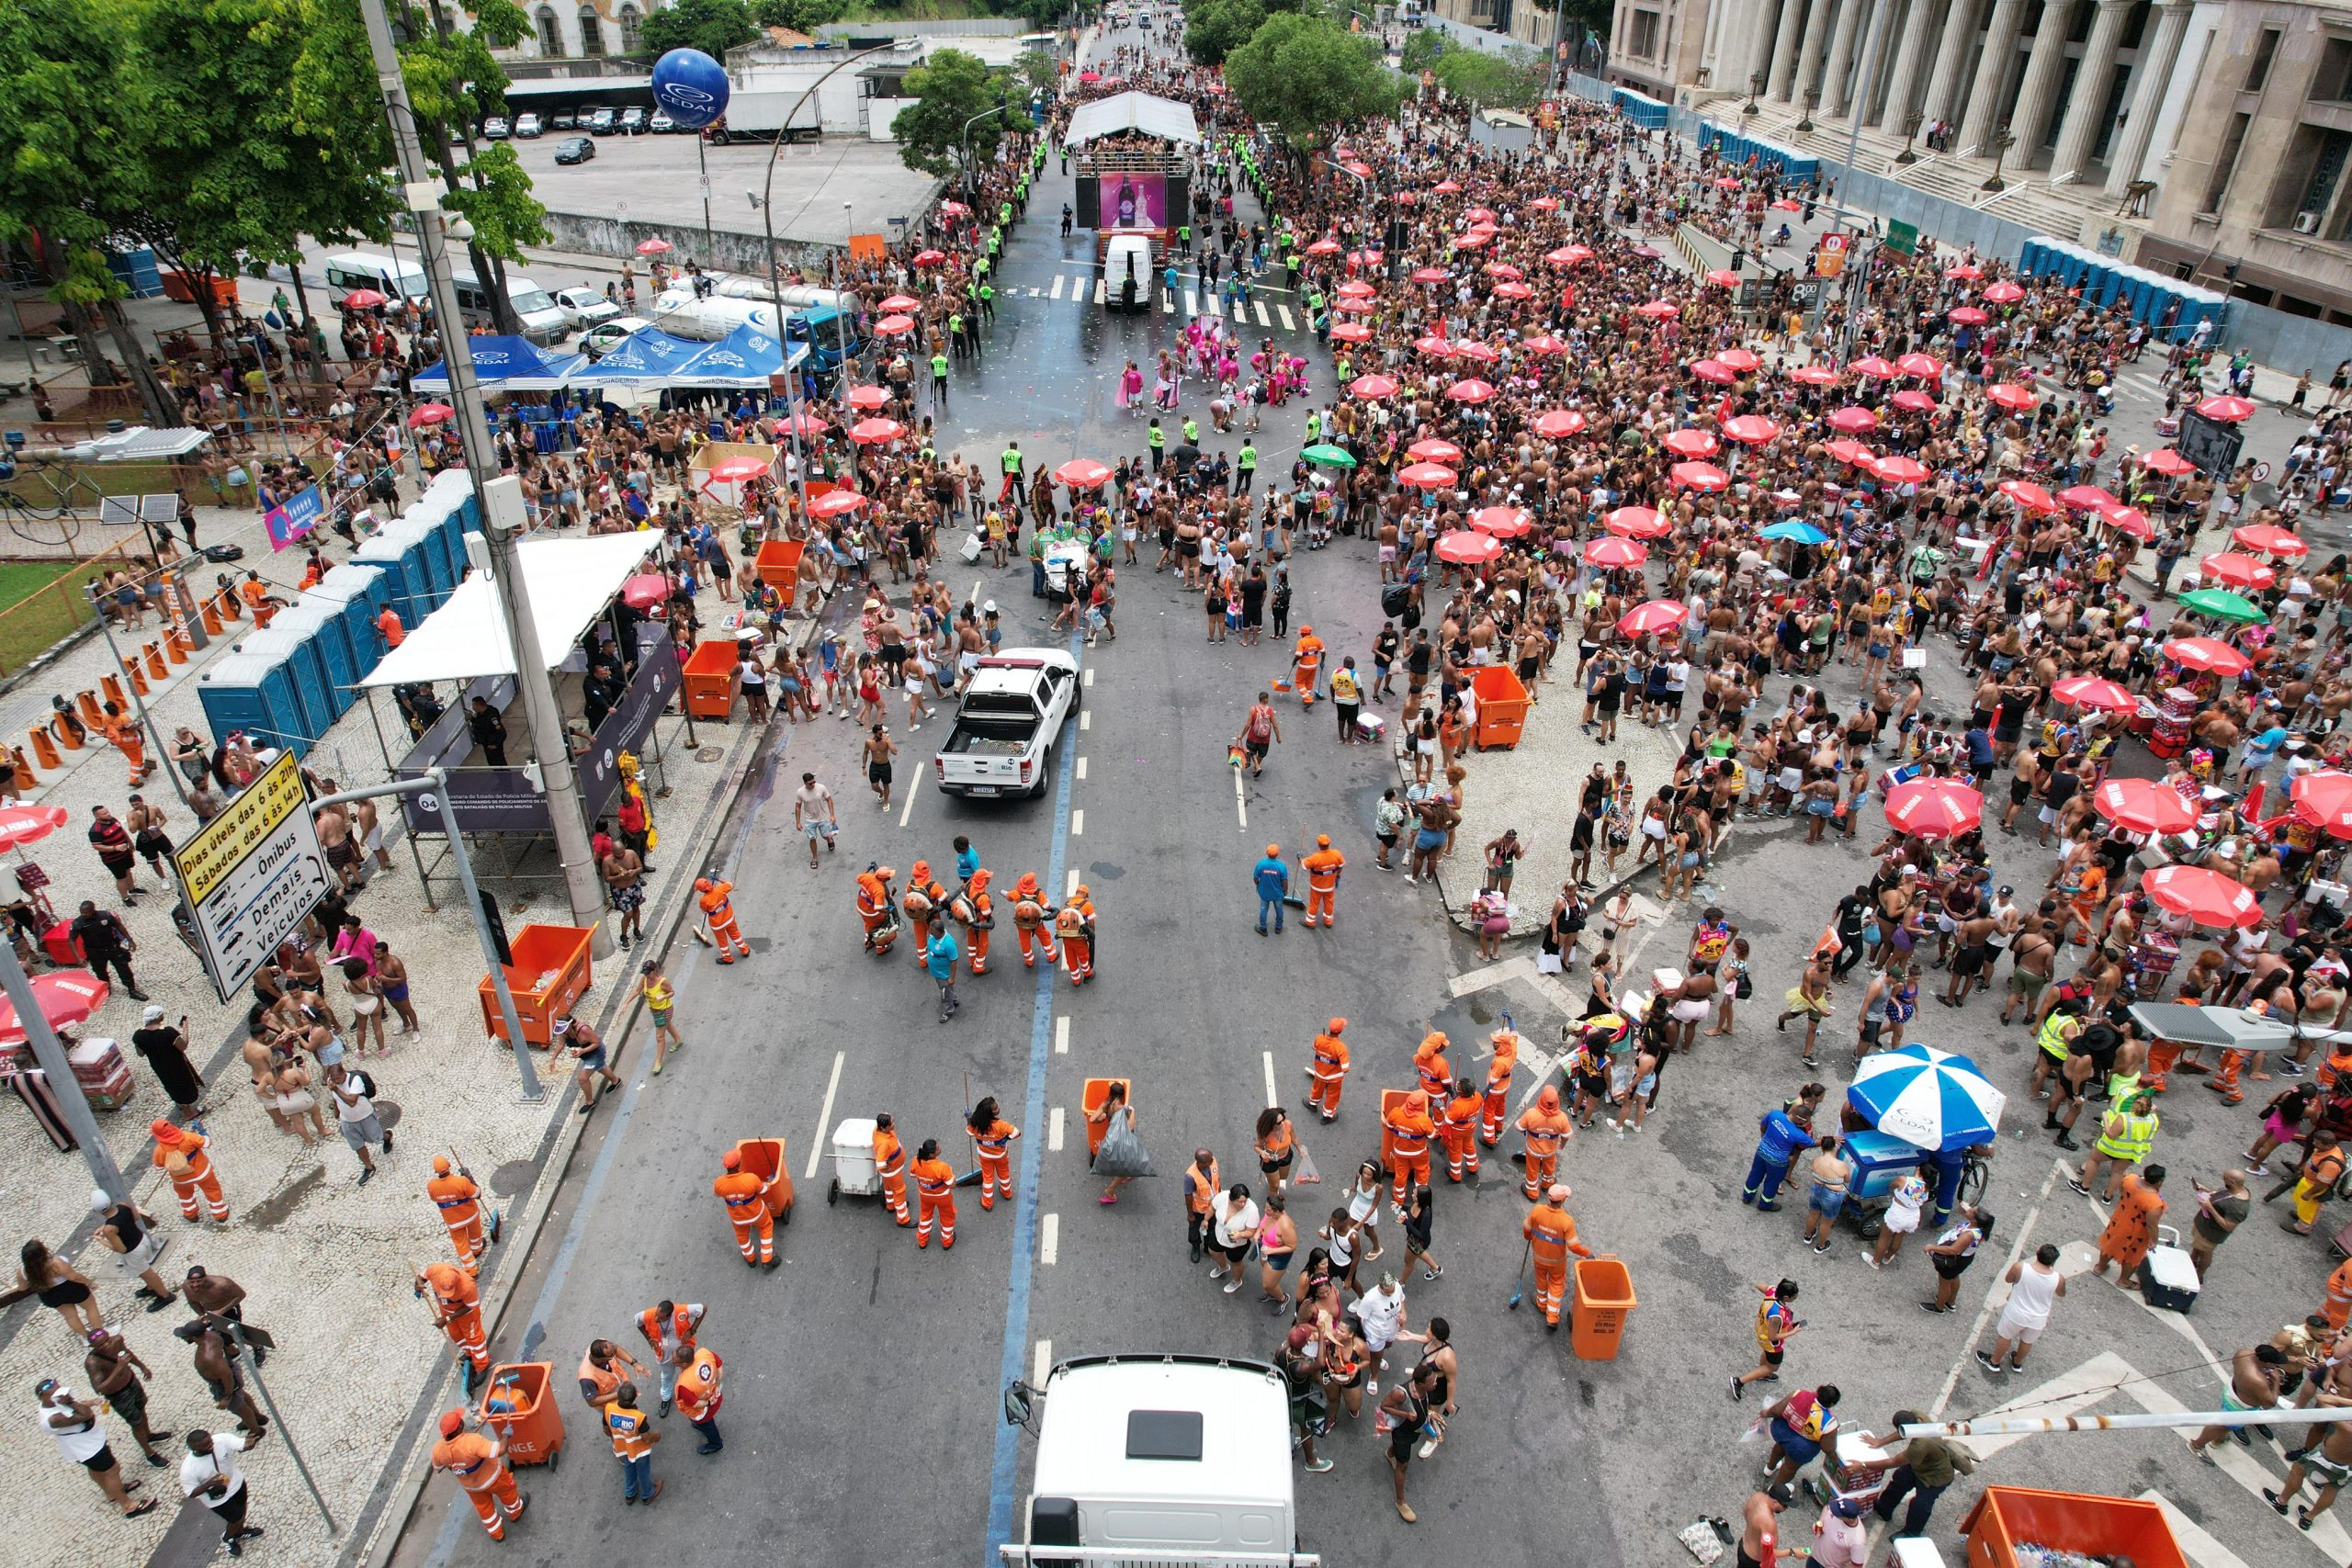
[683,641,743,719]
[732,1137,797,1224]
[1570,1255,1636,1359]
[478,1362,564,1470]
[1471,666,1530,750]
[1081,1078,1132,1160]
[1377,1088,1409,1175]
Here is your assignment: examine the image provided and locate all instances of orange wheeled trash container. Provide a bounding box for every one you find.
[1570,1255,1636,1359]
[732,1137,796,1224]
[1081,1078,1132,1159]
[477,1362,563,1470]
[1961,1486,2189,1568]
[1471,666,1530,750]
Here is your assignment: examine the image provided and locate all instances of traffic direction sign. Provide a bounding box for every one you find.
[173,751,331,1002]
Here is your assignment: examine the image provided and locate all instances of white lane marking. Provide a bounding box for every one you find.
[1277,303,1295,332]
[1184,289,1199,316]
[1048,1106,1066,1150]
[968,575,982,606]
[899,784,917,829]
[1083,666,1095,688]
[2143,1494,2256,1568]
[1449,955,1537,996]
[1235,769,1248,829]
[1928,1158,2065,1419]
[1065,868,1080,898]
[1049,274,1065,299]
[1079,710,1091,731]
[1262,1049,1277,1106]
[1071,808,1084,837]
[1161,290,1175,314]
[1232,301,1248,322]
[1028,287,1042,297]
[1040,1212,1059,1266]
[804,1050,844,1179]
[1093,278,1106,304]
[1055,1015,1070,1055]
[1075,755,1088,781]
[1254,300,1271,327]
[1034,1337,1053,1382]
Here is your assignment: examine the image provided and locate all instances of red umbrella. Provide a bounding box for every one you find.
[1483,261,1522,279]
[1705,268,1741,288]
[0,805,65,851]
[1492,281,1533,300]
[1894,353,1943,379]
[2056,484,2120,513]
[1451,231,1492,250]
[1585,537,1648,569]
[621,572,671,609]
[340,288,389,310]
[2098,504,2152,540]
[1329,321,1374,343]
[2143,448,2196,477]
[878,294,921,311]
[1545,244,1594,266]
[1605,506,1669,539]
[1521,333,1569,355]
[1719,347,1764,374]
[1723,415,1781,445]
[1451,342,1499,364]
[635,237,673,256]
[845,384,892,410]
[911,250,946,266]
[1949,306,1989,326]
[2291,772,2352,838]
[1470,506,1535,538]
[1533,409,1587,439]
[0,970,109,1047]
[849,418,906,446]
[1874,456,1928,485]
[1433,179,1463,193]
[872,314,917,336]
[1690,358,1736,386]
[1306,238,1343,255]
[1414,335,1457,357]
[2162,636,2251,675]
[2196,395,2256,423]
[2200,552,2276,591]
[2052,674,2135,713]
[775,411,828,436]
[1945,264,1984,280]
[1883,778,1984,840]
[1770,197,1804,211]
[1712,177,1743,192]
[1053,459,1112,489]
[2233,523,2309,558]
[1826,406,1881,433]
[1671,461,1730,492]
[939,199,971,216]
[1411,266,1451,284]
[1617,598,1690,637]
[2094,778,2196,835]
[1986,382,2039,411]
[1635,299,1679,319]
[1789,365,1838,386]
[1850,355,1897,378]
[1350,373,1399,400]
[2141,864,2262,928]
[1330,298,1375,315]
[1998,479,2058,513]
[1826,439,1877,467]
[1529,197,1560,211]
[1335,280,1376,299]
[408,402,457,429]
[1891,389,1939,412]
[806,489,865,518]
[1435,530,1503,565]
[1446,378,1496,403]
[1397,462,1458,490]
[707,455,770,482]
[1983,281,2025,304]
[1408,437,1464,463]
[1663,428,1720,458]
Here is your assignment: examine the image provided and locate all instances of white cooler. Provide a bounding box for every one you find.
[830,1116,879,1197]
[1892,1540,1950,1568]
[2141,1224,2199,1313]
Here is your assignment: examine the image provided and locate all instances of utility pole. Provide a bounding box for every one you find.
[358,0,612,955]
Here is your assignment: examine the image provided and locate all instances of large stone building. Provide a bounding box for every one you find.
[514,0,657,59]
[1607,0,2352,323]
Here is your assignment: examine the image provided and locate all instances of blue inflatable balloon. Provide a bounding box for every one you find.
[650,49,730,130]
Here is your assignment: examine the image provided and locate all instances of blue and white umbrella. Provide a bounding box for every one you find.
[1759,520,1830,545]
[1846,1043,2006,1151]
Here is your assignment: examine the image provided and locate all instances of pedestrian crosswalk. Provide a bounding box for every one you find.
[1015,273,1311,331]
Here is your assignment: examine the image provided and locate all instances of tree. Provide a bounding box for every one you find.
[891,48,1012,180]
[754,0,842,29]
[1431,46,1547,109]
[638,0,759,58]
[1012,47,1059,94]
[1224,12,1399,146]
[1182,0,1262,66]
[1397,27,1443,74]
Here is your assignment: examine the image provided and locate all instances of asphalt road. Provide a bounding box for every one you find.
[390,25,2352,1568]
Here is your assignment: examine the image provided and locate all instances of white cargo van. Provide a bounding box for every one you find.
[451,269,570,344]
[1103,233,1153,312]
[1001,1355,1317,1565]
[321,251,429,305]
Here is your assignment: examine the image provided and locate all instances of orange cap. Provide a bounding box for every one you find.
[432,1155,452,1174]
[722,1150,742,1171]
[1328,1017,1347,1034]
[1317,834,1331,848]
[438,1408,465,1437]
[150,1119,182,1145]
[1265,843,1281,857]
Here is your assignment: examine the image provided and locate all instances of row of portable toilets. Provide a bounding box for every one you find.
[196,469,482,755]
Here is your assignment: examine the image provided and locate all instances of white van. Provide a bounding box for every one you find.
[321,251,429,305]
[450,268,571,344]
[1103,233,1153,312]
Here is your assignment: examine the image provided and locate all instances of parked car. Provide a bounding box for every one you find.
[586,107,618,135]
[554,287,623,331]
[550,110,579,130]
[481,115,511,141]
[933,650,1080,799]
[554,136,596,165]
[579,315,651,356]
[619,107,647,134]
[648,109,676,134]
[514,112,544,138]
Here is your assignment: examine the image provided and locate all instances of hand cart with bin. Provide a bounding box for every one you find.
[1960,1484,2190,1568]
[1806,1428,1898,1513]
[477,1361,563,1470]
[827,1116,880,1206]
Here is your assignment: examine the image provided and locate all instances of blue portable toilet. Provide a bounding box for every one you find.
[356,535,420,628]
[389,518,447,609]
[198,652,311,757]
[275,604,356,717]
[401,514,457,603]
[317,562,388,624]
[433,505,477,591]
[235,627,334,745]
[308,566,386,680]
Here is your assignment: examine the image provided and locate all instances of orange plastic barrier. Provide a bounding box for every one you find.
[478,1362,563,1469]
[1962,1487,2189,1568]
[477,924,595,1046]
[1471,666,1530,750]
[76,690,105,730]
[28,729,57,773]
[1081,1077,1132,1159]
[1570,1255,1636,1359]
[731,1136,797,1223]
[165,629,192,663]
[682,641,742,720]
[200,599,222,637]
[50,715,83,752]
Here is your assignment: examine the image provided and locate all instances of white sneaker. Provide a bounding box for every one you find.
[1419,1437,1441,1458]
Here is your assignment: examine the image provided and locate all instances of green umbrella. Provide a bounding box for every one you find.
[2177,588,2267,625]
[1302,444,1357,468]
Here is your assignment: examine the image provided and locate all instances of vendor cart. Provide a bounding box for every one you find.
[827,1116,880,1207]
[1843,1043,2003,1231]
[1807,1428,1898,1514]
[1835,1126,1938,1239]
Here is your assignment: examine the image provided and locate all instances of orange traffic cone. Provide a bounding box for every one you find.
[25,730,55,774]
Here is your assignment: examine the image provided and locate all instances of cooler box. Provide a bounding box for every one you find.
[478,1362,563,1469]
[755,540,806,602]
[1570,1255,1635,1359]
[2140,1226,2199,1313]
[1841,1126,1930,1202]
[683,642,741,719]
[1876,762,1927,797]
[730,1136,796,1221]
[831,1116,878,1194]
[1356,713,1386,743]
[1820,1428,1898,1511]
[1082,1077,1132,1159]
[1961,1486,2190,1568]
[1471,666,1529,750]
[40,920,84,968]
[1892,1543,1950,1568]
[478,923,595,1046]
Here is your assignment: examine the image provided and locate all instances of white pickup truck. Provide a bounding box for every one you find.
[933,650,1080,799]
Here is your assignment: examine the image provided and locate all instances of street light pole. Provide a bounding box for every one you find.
[357,0,611,955]
[0,943,127,1201]
[960,103,1012,201]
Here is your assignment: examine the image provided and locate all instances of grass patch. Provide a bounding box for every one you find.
[0,558,99,672]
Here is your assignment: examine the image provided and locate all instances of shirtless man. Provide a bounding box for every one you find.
[862,725,899,809]
[374,942,419,1034]
[600,839,645,950]
[315,797,364,892]
[2002,928,2059,1027]
[2188,1343,2290,1461]
[1943,911,2000,1009]
[355,797,394,874]
[1738,1481,1796,1568]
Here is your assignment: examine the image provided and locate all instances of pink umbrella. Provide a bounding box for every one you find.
[1492,281,1533,299]
[775,412,828,436]
[1986,382,2040,411]
[1350,374,1399,400]
[1705,268,1741,288]
[1451,231,1492,250]
[2196,395,2256,423]
[1408,438,1464,463]
[807,489,865,518]
[1891,389,1939,412]
[1718,348,1761,373]
[879,294,921,311]
[1826,406,1881,433]
[1446,378,1496,403]
[1826,439,1877,467]
[2095,778,2196,835]
[1469,507,1535,538]
[1585,537,1648,569]
[1053,459,1113,489]
[1605,506,1670,539]
[1411,266,1451,284]
[873,314,916,336]
[339,288,388,310]
[2233,523,2310,558]
[1521,333,1569,355]
[1983,281,2025,304]
[1414,335,1457,357]
[846,384,893,410]
[1483,261,1522,280]
[1945,264,1984,281]
[621,573,672,609]
[2143,448,2196,477]
[1329,321,1374,343]
[1464,206,1498,223]
[635,238,673,256]
[1451,342,1499,364]
[1664,428,1721,458]
[1894,353,1943,378]
[1336,280,1376,299]
[1617,598,1690,637]
[2141,864,2262,929]
[1433,179,1463,193]
[408,402,457,429]
[939,200,971,216]
[2056,484,2120,513]
[2162,636,2250,676]
[1788,365,1838,386]
[1530,197,1560,211]
[1306,238,1343,255]
[2098,503,2152,540]
[1545,245,1594,266]
[1997,479,2058,513]
[911,250,945,266]
[849,418,906,446]
[1723,415,1781,446]
[1330,298,1374,314]
[1397,462,1459,490]
[1690,358,1736,386]
[1671,462,1729,492]
[0,970,109,1047]
[2200,552,2277,591]
[2291,773,2352,839]
[1434,530,1503,565]
[1533,410,1587,439]
[1873,456,1928,485]
[2052,675,2136,713]
[1949,306,1989,326]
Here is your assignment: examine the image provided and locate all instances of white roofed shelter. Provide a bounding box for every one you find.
[360,532,656,688]
[1063,90,1201,147]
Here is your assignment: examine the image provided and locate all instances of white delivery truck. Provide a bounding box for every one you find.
[707,88,821,144]
[1103,232,1153,312]
[1000,1354,1318,1566]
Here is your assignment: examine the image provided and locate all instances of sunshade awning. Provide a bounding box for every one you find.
[1065,90,1200,147]
[410,334,563,394]
[358,532,657,687]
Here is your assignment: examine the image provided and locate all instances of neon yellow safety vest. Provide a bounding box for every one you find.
[2095,1111,2157,1164]
[2037,1012,2077,1062]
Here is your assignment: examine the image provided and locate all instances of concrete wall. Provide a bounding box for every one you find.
[537,209,844,276]
[868,97,919,144]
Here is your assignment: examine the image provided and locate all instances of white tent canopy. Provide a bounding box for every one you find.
[1065,90,1200,147]
[359,532,656,688]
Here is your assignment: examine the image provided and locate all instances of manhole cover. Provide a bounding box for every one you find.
[698,746,723,762]
[374,1099,402,1130]
[489,1159,539,1198]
